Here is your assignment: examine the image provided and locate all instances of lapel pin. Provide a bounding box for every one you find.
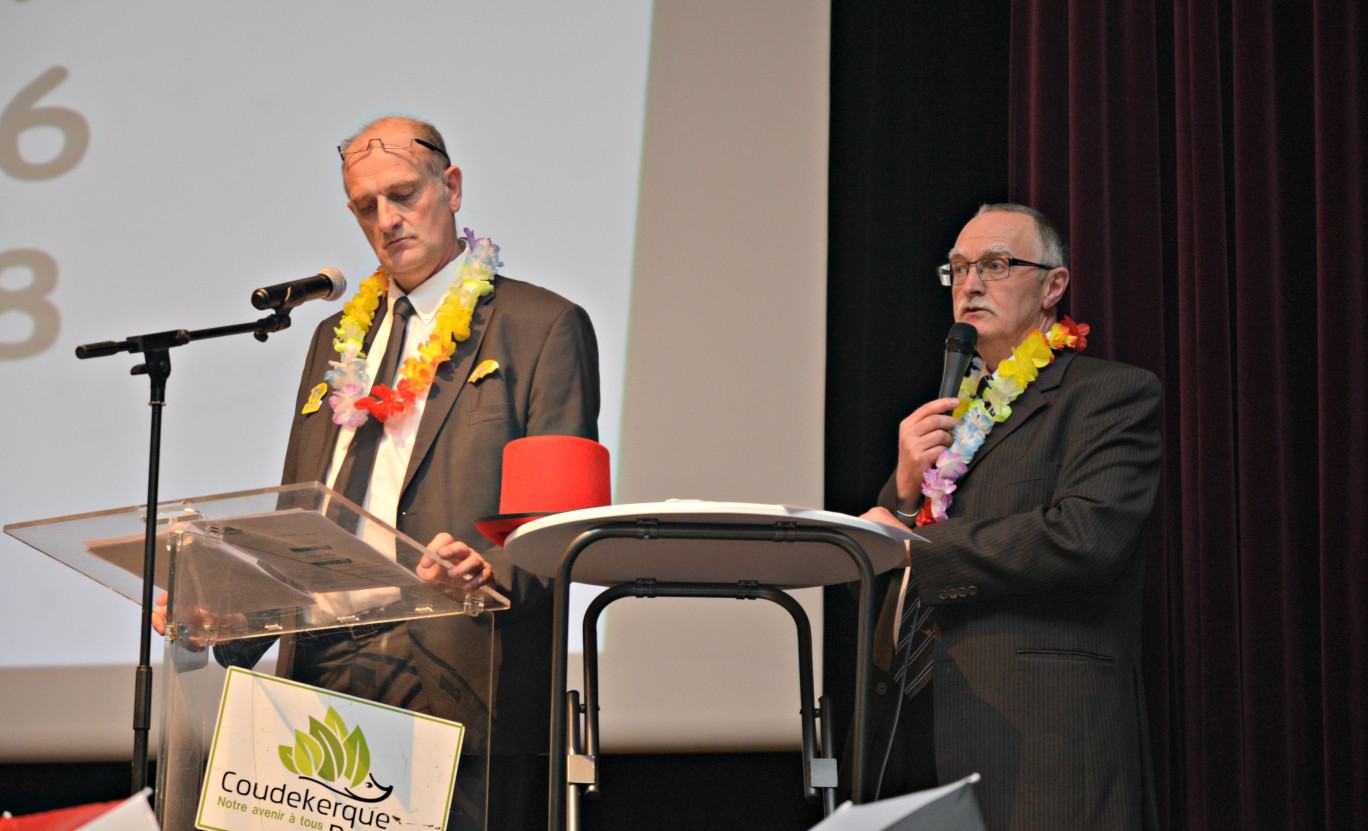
[302,382,328,414]
[467,359,500,384]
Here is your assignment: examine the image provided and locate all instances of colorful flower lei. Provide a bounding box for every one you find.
[323,229,499,426]
[915,316,1090,526]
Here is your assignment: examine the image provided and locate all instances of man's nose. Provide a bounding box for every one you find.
[376,198,403,233]
[960,266,987,292]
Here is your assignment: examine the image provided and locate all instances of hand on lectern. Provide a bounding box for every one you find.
[150,591,246,650]
[860,506,912,568]
[416,532,494,598]
[151,592,172,636]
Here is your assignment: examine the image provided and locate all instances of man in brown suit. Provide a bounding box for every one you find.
[228,116,598,830]
[863,204,1161,830]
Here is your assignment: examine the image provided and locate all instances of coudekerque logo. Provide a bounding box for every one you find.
[277,706,394,804]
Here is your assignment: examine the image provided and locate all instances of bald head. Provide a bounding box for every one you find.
[975,202,1069,270]
[340,117,451,184]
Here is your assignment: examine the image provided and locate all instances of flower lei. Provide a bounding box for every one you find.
[915,316,1090,526]
[323,229,499,426]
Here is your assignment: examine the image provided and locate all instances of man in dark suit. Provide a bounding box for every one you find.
[862,204,1160,830]
[267,116,597,830]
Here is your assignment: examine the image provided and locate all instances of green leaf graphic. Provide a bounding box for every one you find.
[278,745,299,775]
[294,729,324,777]
[343,726,371,787]
[341,728,358,783]
[278,708,373,788]
[325,707,349,739]
[309,716,344,781]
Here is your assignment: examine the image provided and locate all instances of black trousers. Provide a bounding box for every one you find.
[847,680,938,803]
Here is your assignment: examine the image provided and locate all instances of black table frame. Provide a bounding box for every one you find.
[545,519,880,831]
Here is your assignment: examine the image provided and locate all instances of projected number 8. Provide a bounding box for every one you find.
[0,250,60,359]
[1,66,88,357]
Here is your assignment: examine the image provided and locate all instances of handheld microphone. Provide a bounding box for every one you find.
[251,268,347,310]
[937,322,979,401]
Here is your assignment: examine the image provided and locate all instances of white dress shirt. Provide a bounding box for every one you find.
[324,245,471,528]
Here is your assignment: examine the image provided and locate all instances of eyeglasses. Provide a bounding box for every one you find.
[937,255,1056,287]
[337,137,451,163]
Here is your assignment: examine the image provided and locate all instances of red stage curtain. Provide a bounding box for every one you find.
[1006,1,1367,828]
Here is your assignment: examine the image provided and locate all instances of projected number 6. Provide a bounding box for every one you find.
[1,66,90,181]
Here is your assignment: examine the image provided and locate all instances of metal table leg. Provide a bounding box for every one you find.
[547,522,877,831]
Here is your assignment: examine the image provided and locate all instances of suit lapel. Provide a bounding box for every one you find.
[295,307,393,486]
[964,350,1074,475]
[307,413,344,485]
[401,278,499,492]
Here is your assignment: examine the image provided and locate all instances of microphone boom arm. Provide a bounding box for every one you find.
[75,308,293,361]
[72,303,295,794]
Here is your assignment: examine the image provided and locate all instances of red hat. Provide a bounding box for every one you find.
[474,435,611,546]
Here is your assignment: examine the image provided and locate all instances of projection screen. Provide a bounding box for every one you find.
[0,0,830,759]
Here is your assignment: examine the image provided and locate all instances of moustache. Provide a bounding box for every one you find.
[957,299,997,317]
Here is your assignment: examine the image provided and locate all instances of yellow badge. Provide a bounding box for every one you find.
[302,382,328,414]
[467,359,500,384]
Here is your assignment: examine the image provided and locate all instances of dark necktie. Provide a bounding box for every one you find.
[334,296,416,507]
[891,375,982,695]
[893,569,935,699]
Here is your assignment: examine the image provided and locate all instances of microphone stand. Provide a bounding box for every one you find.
[75,305,296,795]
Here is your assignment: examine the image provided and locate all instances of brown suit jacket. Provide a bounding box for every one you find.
[874,352,1161,831]
[274,274,599,756]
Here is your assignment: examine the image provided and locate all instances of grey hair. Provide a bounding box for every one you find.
[976,203,1069,270]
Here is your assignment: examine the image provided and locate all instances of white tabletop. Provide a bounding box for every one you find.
[502,501,918,588]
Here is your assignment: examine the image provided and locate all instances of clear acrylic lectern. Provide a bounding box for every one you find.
[6,482,506,831]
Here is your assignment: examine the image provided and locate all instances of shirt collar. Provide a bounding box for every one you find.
[388,239,470,323]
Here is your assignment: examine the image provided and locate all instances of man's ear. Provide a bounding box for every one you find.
[1042,266,1070,311]
[445,165,463,213]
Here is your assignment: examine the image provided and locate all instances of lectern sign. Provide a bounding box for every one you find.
[196,667,463,831]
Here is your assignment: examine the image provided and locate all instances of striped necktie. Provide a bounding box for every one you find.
[893,568,935,699]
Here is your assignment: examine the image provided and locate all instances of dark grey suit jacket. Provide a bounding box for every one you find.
[875,352,1161,831]
[275,274,599,757]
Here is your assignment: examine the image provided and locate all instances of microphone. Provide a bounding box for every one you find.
[937,322,979,401]
[251,268,347,310]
